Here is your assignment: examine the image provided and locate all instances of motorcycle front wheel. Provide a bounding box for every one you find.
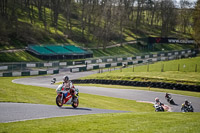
[56,95,63,107]
[72,99,79,108]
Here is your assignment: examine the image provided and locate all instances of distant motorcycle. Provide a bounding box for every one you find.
[165,95,175,105]
[153,104,164,112]
[56,84,79,108]
[122,64,127,68]
[51,78,56,84]
[181,104,194,112]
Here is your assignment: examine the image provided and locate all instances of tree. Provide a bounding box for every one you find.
[51,0,60,32]
[193,0,200,47]
[0,0,8,18]
[179,0,193,34]
[160,0,177,37]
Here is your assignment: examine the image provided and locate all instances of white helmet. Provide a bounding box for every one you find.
[155,97,159,102]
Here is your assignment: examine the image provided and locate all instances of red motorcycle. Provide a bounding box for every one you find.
[56,84,79,108]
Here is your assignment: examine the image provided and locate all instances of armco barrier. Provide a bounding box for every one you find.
[72,79,200,92]
[21,71,30,76]
[70,50,198,73]
[0,69,59,77]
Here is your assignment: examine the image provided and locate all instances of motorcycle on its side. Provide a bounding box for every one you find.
[56,84,79,108]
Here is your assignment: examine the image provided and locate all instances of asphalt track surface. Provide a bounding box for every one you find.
[0,103,127,123]
[1,70,200,123]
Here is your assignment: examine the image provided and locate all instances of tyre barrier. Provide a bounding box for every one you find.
[72,79,200,92]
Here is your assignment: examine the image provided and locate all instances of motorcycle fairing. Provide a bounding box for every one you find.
[63,92,72,104]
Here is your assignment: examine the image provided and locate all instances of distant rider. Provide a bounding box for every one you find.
[165,93,171,99]
[51,77,56,83]
[182,99,191,108]
[53,77,56,82]
[62,76,78,104]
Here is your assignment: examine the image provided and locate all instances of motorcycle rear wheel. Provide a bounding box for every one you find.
[56,95,63,107]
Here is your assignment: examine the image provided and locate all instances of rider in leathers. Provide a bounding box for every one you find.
[154,97,164,106]
[165,93,171,99]
[62,76,78,104]
[182,100,192,110]
[154,97,164,111]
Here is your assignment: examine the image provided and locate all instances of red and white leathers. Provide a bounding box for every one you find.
[62,81,77,97]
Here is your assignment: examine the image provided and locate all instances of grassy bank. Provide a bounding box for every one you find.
[0,112,200,133]
[0,51,42,62]
[75,84,200,98]
[81,57,200,85]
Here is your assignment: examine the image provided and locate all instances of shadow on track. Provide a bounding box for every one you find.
[60,107,92,111]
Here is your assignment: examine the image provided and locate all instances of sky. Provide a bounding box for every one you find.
[176,0,197,3]
[174,0,197,8]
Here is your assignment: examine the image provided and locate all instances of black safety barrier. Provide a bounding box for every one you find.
[72,79,200,92]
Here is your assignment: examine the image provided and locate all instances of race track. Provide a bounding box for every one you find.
[0,103,127,123]
[1,70,200,123]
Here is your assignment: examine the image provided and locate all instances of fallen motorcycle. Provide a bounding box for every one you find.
[56,84,79,108]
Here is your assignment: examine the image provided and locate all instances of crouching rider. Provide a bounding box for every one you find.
[62,76,79,104]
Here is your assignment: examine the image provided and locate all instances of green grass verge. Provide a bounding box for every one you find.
[81,71,200,85]
[0,113,200,133]
[0,77,55,104]
[75,84,200,98]
[0,51,41,62]
[91,43,194,57]
[81,57,200,85]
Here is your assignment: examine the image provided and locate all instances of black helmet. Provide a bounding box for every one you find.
[63,76,69,81]
[185,99,188,103]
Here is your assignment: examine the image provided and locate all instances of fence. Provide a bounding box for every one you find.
[0,61,72,73]
[118,63,200,73]
[0,49,198,76]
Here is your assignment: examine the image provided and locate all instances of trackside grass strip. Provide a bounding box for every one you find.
[0,112,200,133]
[81,57,200,85]
[75,84,200,98]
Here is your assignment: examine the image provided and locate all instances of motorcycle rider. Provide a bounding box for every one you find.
[62,76,78,104]
[182,99,192,109]
[165,93,171,99]
[51,77,56,84]
[154,97,164,106]
[154,97,164,111]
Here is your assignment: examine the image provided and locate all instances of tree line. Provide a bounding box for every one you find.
[0,0,199,48]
